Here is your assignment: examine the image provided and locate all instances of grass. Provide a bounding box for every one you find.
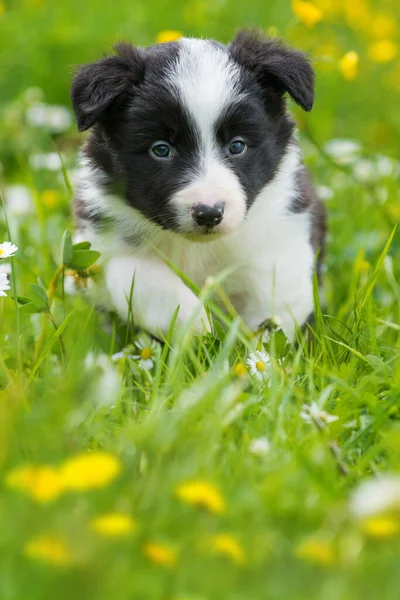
[1,0,400,598]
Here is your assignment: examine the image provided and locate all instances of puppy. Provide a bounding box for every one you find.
[71,30,326,340]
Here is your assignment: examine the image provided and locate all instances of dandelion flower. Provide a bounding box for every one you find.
[295,538,335,566]
[232,362,247,378]
[156,30,183,44]
[175,480,225,514]
[60,451,122,491]
[350,475,400,518]
[5,465,65,503]
[300,401,338,428]
[0,241,18,259]
[246,350,271,382]
[0,272,10,297]
[292,0,323,28]
[368,40,398,63]
[133,334,159,370]
[143,542,177,568]
[362,516,400,539]
[210,534,246,565]
[339,51,359,81]
[91,512,136,537]
[25,535,72,566]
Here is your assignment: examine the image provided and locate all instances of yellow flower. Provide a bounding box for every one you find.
[368,40,398,64]
[233,362,247,378]
[41,189,60,208]
[143,542,177,568]
[210,534,246,565]
[175,480,226,514]
[369,13,397,39]
[295,538,335,566]
[0,1,5,17]
[362,516,400,538]
[25,535,72,566]
[5,465,64,503]
[344,0,370,31]
[91,512,136,537]
[156,30,183,44]
[338,51,359,81]
[60,451,121,491]
[292,0,323,28]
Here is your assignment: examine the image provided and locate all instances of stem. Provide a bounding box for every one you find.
[33,264,65,364]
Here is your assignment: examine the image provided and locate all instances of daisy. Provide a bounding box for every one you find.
[0,241,18,259]
[350,475,400,518]
[246,350,271,382]
[133,334,159,370]
[249,437,270,456]
[300,401,338,428]
[0,272,10,297]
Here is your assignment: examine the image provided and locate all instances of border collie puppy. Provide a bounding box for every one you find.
[71,30,326,339]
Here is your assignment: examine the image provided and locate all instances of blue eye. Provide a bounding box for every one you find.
[151,142,172,159]
[229,139,246,156]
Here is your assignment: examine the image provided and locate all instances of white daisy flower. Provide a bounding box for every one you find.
[111,346,135,362]
[300,401,338,428]
[0,241,18,259]
[249,437,270,456]
[0,263,11,275]
[350,475,400,518]
[324,138,361,164]
[26,102,72,134]
[29,152,63,171]
[6,185,34,216]
[247,350,271,382]
[0,272,10,297]
[133,335,159,370]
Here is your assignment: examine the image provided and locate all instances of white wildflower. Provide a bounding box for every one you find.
[246,350,271,382]
[26,103,72,134]
[350,475,400,518]
[317,185,334,201]
[300,401,338,428]
[133,334,159,370]
[0,241,18,259]
[6,184,34,216]
[0,263,11,275]
[0,272,10,297]
[324,139,361,164]
[29,152,63,171]
[249,437,270,456]
[85,353,122,407]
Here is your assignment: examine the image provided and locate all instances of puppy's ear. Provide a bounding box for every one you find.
[71,43,145,132]
[230,29,315,112]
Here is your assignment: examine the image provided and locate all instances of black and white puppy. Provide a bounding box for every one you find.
[71,30,326,339]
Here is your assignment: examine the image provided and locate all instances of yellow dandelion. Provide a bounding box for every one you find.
[175,480,226,514]
[338,51,359,81]
[156,30,183,44]
[292,0,323,28]
[233,362,247,378]
[368,40,398,64]
[41,189,60,208]
[91,512,136,537]
[25,535,72,566]
[362,516,400,539]
[5,465,65,503]
[295,538,335,566]
[60,451,121,491]
[210,534,246,565]
[369,13,397,40]
[0,1,5,17]
[344,0,370,31]
[143,542,177,568]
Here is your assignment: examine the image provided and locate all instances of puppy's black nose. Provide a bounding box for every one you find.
[192,202,225,227]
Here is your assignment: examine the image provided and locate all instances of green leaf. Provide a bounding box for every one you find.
[62,230,73,266]
[72,241,91,251]
[14,295,33,306]
[69,249,100,270]
[28,283,49,311]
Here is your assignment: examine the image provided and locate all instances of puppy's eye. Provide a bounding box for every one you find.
[151,142,172,159]
[229,139,246,156]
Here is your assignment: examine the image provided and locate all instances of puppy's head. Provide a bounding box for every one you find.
[71,30,314,239]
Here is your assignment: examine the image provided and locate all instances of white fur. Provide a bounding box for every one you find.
[78,142,314,339]
[166,38,247,233]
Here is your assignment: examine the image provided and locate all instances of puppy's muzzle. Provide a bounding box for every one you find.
[191,202,225,227]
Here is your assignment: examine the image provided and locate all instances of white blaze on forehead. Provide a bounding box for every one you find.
[168,38,243,153]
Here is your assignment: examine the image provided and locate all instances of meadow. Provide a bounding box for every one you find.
[1,0,400,598]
